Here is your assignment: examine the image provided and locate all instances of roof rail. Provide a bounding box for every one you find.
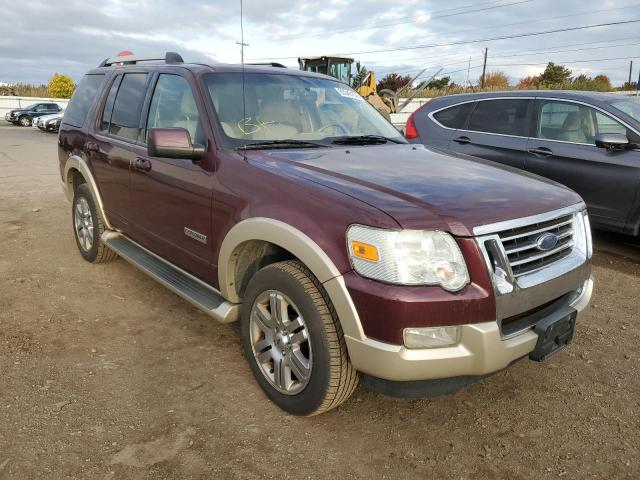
[98,52,184,68]
[247,62,287,68]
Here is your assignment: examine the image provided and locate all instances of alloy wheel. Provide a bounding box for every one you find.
[74,197,94,252]
[249,290,312,395]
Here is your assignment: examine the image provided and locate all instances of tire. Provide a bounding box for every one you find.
[72,183,118,263]
[240,260,358,416]
[18,115,31,127]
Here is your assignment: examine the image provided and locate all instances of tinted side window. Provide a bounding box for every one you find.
[433,103,473,128]
[467,99,529,136]
[63,74,105,127]
[109,73,148,141]
[146,74,201,143]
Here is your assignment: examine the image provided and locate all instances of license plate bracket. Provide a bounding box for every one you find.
[529,307,577,362]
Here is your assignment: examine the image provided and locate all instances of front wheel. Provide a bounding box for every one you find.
[240,260,358,416]
[19,115,32,127]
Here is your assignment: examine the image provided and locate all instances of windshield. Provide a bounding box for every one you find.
[609,99,640,122]
[204,73,404,148]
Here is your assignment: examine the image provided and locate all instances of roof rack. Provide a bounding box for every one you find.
[98,52,184,68]
[246,62,287,68]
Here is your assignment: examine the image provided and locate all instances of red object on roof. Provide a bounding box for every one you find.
[117,50,134,57]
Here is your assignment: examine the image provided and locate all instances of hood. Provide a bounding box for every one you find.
[246,144,583,236]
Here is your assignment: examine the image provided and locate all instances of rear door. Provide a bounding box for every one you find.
[447,98,533,170]
[89,71,150,231]
[525,98,640,228]
[130,71,215,282]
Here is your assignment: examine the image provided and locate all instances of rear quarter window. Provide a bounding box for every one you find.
[63,74,105,128]
[432,102,473,128]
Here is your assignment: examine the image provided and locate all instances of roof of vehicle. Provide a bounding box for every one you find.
[89,61,339,82]
[431,89,635,105]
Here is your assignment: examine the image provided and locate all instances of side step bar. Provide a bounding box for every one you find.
[101,231,238,323]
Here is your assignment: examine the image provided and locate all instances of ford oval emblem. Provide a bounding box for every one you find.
[536,232,559,251]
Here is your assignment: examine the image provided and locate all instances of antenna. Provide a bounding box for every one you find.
[236,0,249,64]
[237,0,248,148]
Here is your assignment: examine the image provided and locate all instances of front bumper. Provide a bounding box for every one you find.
[344,277,592,382]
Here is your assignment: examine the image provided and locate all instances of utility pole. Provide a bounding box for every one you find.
[628,60,633,87]
[480,48,488,88]
[465,57,471,90]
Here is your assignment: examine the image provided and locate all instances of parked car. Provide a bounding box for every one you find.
[58,53,593,415]
[5,102,63,126]
[405,91,640,236]
[33,111,64,132]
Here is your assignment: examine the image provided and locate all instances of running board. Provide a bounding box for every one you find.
[101,231,238,323]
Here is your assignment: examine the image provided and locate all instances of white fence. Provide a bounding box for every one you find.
[0,96,69,118]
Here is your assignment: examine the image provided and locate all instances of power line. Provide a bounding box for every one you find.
[249,19,640,61]
[369,39,640,68]
[272,0,534,41]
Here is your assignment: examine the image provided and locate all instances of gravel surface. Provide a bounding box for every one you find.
[0,123,638,479]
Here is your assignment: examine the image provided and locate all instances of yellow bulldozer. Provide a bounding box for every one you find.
[298,56,397,118]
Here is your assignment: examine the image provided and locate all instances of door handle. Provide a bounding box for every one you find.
[453,136,471,145]
[528,147,553,157]
[134,157,152,172]
[86,142,100,153]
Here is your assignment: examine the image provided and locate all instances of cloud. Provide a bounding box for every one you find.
[0,0,637,85]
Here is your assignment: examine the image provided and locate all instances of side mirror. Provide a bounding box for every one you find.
[595,133,629,151]
[147,128,205,160]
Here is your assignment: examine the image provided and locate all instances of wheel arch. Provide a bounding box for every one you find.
[62,155,113,230]
[218,218,365,341]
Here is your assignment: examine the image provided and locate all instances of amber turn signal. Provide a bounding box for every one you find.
[351,241,379,262]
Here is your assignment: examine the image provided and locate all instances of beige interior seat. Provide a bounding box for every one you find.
[558,111,588,143]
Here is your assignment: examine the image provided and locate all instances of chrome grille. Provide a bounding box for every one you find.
[496,214,575,277]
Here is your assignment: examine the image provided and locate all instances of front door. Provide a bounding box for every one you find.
[448,98,533,170]
[130,72,215,282]
[525,99,640,230]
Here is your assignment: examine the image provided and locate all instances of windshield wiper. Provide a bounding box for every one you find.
[237,139,327,150]
[330,135,403,145]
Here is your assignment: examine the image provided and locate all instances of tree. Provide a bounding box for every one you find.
[518,75,538,88]
[480,71,509,89]
[592,74,612,91]
[538,62,572,86]
[351,64,369,89]
[425,76,450,89]
[377,73,412,92]
[48,73,75,98]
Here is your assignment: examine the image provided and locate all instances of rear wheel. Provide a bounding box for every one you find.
[72,183,118,263]
[240,260,358,416]
[18,115,31,127]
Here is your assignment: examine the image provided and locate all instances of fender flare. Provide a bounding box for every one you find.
[62,155,113,230]
[217,217,366,341]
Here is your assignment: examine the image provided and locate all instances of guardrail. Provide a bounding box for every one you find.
[0,96,69,118]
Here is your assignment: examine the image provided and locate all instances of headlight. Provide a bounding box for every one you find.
[574,210,593,259]
[346,225,470,291]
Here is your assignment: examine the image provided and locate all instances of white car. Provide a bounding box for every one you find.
[34,111,64,132]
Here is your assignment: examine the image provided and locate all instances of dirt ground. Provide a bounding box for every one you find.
[0,123,639,480]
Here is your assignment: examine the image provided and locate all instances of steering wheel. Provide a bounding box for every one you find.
[318,123,348,135]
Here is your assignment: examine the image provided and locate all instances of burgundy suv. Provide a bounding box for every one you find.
[58,52,593,415]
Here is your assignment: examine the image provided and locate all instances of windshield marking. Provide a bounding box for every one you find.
[237,117,275,135]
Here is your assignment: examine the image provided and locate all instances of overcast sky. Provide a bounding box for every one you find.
[1,0,639,86]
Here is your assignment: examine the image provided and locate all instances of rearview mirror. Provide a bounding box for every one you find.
[147,128,205,160]
[595,133,629,151]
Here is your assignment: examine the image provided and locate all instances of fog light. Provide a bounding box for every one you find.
[403,326,460,349]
